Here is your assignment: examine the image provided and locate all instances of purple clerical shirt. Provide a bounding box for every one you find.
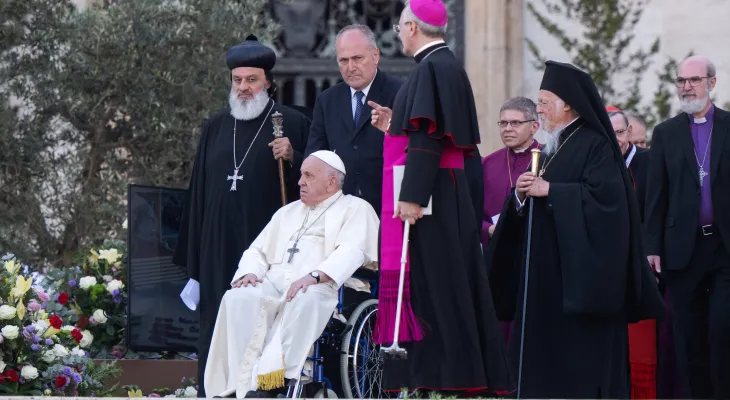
[481,140,541,246]
[690,104,715,226]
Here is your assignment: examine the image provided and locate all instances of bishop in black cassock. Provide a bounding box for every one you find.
[375,0,513,396]
[173,35,310,396]
[486,61,664,399]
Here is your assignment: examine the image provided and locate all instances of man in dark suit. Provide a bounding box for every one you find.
[645,55,730,399]
[305,24,402,214]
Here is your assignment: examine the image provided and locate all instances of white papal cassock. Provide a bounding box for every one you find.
[204,190,379,398]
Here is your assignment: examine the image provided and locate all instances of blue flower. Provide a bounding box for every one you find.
[32,334,41,343]
[68,279,77,288]
[71,372,82,384]
[24,325,36,333]
[63,366,73,376]
[45,339,53,346]
[112,289,120,297]
[30,344,41,351]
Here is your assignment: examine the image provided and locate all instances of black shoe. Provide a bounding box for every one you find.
[245,390,275,398]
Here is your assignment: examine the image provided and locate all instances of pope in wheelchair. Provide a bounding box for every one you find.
[204,151,380,398]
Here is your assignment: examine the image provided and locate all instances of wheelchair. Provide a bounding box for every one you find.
[283,266,395,399]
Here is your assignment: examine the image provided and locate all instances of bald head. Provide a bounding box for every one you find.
[677,55,716,78]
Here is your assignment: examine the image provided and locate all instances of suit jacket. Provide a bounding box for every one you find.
[627,145,650,221]
[305,69,403,214]
[644,106,730,271]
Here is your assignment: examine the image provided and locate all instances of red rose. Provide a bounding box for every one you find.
[55,375,68,388]
[57,292,69,305]
[49,315,63,329]
[5,370,19,383]
[71,329,83,343]
[76,316,89,330]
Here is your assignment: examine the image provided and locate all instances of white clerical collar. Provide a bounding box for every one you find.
[694,116,707,124]
[512,140,535,154]
[308,190,344,213]
[625,144,637,167]
[350,69,377,99]
[414,40,446,57]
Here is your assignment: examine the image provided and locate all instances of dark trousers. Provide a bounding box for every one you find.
[666,231,730,399]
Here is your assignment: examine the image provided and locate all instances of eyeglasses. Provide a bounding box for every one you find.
[497,120,535,128]
[392,21,413,33]
[674,76,712,88]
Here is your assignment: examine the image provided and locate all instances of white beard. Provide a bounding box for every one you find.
[679,93,709,115]
[537,123,567,157]
[229,89,270,121]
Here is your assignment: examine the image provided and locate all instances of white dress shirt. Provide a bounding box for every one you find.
[350,70,377,119]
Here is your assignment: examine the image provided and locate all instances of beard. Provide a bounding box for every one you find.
[536,121,568,157]
[229,88,270,121]
[679,92,709,115]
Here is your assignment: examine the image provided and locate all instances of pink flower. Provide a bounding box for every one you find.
[32,287,51,302]
[27,300,42,312]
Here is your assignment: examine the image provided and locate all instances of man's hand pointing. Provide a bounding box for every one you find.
[369,101,392,133]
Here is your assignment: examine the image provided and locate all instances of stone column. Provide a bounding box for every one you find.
[464,0,524,156]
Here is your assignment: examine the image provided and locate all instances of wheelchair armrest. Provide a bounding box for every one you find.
[351,266,378,282]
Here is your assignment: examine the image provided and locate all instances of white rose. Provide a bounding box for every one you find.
[20,365,38,380]
[106,279,124,295]
[122,219,128,229]
[102,275,113,282]
[42,350,56,363]
[79,276,97,290]
[71,347,86,357]
[92,309,107,324]
[0,305,16,320]
[32,319,49,335]
[184,387,198,397]
[52,344,69,357]
[1,325,19,340]
[79,330,93,348]
[61,325,75,332]
[0,360,6,372]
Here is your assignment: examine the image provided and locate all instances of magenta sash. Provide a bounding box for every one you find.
[374,133,464,344]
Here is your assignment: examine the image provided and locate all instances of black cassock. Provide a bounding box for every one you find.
[486,120,663,398]
[173,100,309,395]
[382,42,514,395]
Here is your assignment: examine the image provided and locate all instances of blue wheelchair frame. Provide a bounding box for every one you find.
[303,267,380,397]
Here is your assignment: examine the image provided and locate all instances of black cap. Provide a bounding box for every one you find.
[225,34,276,71]
[539,60,613,140]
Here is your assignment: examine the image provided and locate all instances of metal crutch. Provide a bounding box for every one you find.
[379,221,411,360]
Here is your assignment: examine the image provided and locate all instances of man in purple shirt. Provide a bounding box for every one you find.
[481,97,541,248]
[645,55,730,399]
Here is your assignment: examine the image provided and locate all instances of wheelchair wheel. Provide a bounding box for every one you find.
[339,299,394,399]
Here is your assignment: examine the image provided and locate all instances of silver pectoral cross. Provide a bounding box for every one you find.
[286,242,300,263]
[699,166,707,187]
[227,168,243,191]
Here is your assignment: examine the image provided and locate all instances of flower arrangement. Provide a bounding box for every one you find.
[43,239,128,357]
[0,254,121,396]
[124,377,198,398]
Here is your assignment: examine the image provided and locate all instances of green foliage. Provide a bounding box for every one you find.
[0,0,279,264]
[526,0,680,129]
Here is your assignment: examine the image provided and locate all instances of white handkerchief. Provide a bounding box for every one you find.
[393,165,433,215]
[180,278,200,311]
[491,214,500,224]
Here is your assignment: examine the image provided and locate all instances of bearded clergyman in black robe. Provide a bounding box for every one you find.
[173,35,310,396]
[485,61,664,399]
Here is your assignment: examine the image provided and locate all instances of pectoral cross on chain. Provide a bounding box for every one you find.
[699,166,707,187]
[286,243,300,263]
[227,168,243,191]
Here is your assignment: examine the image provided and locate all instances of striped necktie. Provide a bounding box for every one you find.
[353,91,365,126]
